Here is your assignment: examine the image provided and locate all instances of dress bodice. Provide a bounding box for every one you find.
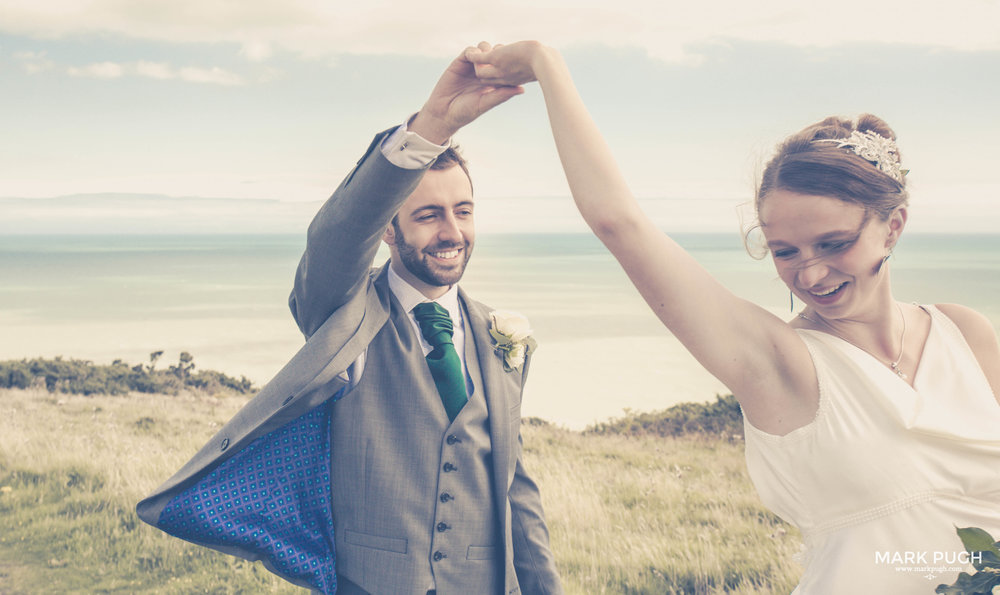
[744,305,1000,593]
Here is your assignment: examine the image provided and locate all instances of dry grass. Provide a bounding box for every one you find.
[519,423,801,593]
[0,388,801,594]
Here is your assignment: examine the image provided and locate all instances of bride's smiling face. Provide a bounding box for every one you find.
[760,189,903,319]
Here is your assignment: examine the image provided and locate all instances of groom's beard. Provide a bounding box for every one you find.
[394,226,473,289]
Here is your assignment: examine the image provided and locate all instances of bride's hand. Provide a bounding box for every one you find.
[466,40,551,86]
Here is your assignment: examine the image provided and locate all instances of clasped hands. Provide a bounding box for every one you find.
[410,41,548,144]
[465,40,546,87]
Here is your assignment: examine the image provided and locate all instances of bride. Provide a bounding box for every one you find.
[468,41,1000,593]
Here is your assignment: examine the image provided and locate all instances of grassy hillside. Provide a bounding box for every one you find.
[0,387,801,594]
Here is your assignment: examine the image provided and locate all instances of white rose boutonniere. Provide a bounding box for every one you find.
[488,310,537,372]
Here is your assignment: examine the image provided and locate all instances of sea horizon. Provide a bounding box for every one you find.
[3,231,998,428]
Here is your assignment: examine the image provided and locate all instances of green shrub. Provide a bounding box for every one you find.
[585,394,744,439]
[0,353,254,397]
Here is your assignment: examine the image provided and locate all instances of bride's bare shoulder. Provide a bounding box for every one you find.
[934,303,996,345]
[934,303,1000,402]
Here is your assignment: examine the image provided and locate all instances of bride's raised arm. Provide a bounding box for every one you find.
[469,41,816,434]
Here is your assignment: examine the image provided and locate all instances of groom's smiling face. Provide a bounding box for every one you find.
[384,164,475,299]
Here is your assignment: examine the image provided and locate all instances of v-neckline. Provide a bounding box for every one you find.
[800,305,934,391]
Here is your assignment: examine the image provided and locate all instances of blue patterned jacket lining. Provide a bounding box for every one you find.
[157,403,338,594]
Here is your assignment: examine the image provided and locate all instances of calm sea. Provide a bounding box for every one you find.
[2,233,998,426]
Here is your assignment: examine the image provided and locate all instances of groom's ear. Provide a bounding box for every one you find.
[382,217,398,246]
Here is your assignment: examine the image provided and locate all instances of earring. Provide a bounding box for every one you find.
[790,290,794,313]
[874,246,894,274]
[881,246,894,266]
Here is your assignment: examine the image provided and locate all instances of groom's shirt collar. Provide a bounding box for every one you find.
[387,263,469,390]
[387,262,461,321]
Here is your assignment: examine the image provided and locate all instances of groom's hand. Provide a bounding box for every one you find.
[409,47,524,145]
[466,41,545,87]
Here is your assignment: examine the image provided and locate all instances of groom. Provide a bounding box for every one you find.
[136,49,562,595]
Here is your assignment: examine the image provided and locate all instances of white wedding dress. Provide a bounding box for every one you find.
[744,305,1000,594]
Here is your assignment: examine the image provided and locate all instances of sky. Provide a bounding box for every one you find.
[2,0,999,233]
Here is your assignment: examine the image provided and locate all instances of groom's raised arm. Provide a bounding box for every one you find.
[288,48,524,338]
[288,129,425,338]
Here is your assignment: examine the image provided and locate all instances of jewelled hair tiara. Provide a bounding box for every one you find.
[815,130,908,184]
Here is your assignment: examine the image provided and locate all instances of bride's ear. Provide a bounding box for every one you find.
[886,207,907,248]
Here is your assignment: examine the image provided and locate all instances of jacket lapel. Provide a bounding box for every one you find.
[459,289,523,513]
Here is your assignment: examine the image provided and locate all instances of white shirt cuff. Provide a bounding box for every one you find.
[380,116,449,170]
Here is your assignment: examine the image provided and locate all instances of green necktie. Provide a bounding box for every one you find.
[412,302,467,421]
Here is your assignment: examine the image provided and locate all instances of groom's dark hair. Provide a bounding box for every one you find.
[430,145,472,196]
[390,145,473,230]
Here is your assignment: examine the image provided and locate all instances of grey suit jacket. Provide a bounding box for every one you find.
[137,130,561,595]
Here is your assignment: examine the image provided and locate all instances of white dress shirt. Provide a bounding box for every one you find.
[387,264,467,370]
[380,117,449,170]
[338,267,471,396]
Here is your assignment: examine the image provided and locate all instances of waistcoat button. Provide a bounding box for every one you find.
[439,493,453,503]
[443,462,457,472]
[433,551,446,561]
[436,522,450,532]
[446,434,461,445]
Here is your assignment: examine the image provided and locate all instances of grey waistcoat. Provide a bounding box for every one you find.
[329,295,502,594]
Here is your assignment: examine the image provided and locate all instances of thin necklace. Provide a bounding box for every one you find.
[797,303,908,379]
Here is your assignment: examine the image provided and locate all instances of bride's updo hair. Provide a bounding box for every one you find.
[745,114,910,257]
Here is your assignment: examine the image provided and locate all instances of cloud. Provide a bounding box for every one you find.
[64,59,245,84]
[11,49,54,73]
[175,65,244,85]
[134,60,172,79]
[1,0,998,63]
[240,40,273,62]
[67,60,124,78]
